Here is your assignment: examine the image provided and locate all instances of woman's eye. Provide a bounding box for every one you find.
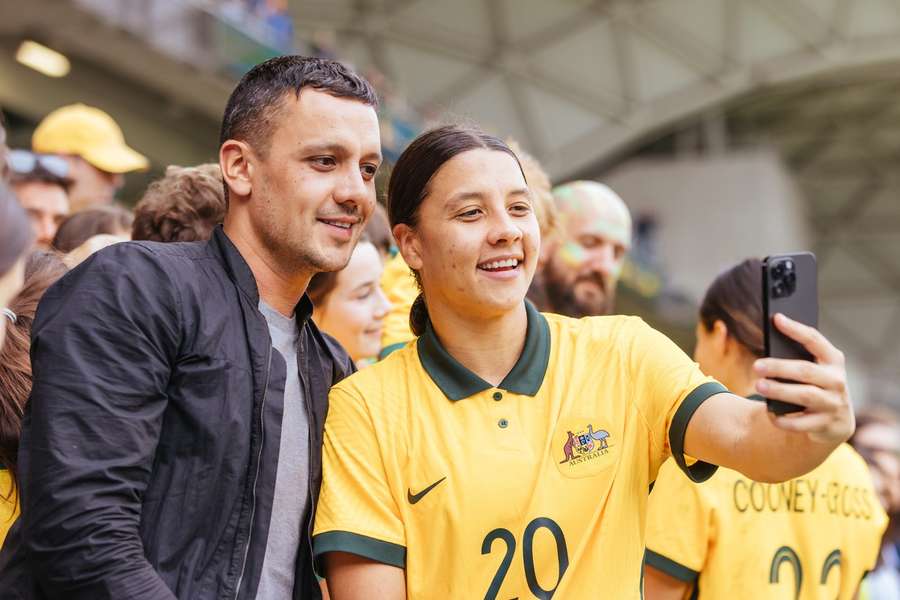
[458,208,482,219]
[510,203,531,214]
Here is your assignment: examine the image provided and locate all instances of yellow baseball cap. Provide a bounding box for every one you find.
[32,103,149,174]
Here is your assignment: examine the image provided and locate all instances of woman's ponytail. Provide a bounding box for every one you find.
[409,292,429,336]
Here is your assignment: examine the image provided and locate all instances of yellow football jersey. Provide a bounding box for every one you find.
[646,443,888,600]
[378,253,418,358]
[0,470,19,548]
[314,302,727,599]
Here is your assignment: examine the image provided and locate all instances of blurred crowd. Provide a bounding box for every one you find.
[0,55,898,600]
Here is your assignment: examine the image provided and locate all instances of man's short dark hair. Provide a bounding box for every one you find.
[219,55,378,157]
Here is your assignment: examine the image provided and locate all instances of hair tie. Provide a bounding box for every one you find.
[2,308,15,324]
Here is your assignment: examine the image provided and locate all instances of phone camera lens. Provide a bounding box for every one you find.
[773,282,785,297]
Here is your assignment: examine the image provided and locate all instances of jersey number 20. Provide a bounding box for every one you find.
[481,517,569,600]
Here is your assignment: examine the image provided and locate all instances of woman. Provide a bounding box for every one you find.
[0,251,68,546]
[0,185,32,351]
[643,259,886,600]
[313,125,853,599]
[51,205,132,253]
[308,231,391,369]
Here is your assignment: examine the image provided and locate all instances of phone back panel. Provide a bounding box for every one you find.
[763,252,818,413]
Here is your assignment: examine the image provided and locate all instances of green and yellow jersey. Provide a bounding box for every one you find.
[379,253,417,359]
[0,469,18,547]
[646,442,888,600]
[314,302,727,599]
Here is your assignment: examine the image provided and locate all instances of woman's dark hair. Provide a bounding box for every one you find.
[308,230,372,309]
[0,184,32,276]
[52,205,133,253]
[0,250,68,498]
[387,125,524,336]
[699,258,765,357]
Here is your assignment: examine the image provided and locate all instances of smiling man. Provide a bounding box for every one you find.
[0,56,380,600]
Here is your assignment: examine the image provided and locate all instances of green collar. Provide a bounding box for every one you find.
[417,301,551,401]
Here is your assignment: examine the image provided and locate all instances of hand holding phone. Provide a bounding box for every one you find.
[753,313,854,445]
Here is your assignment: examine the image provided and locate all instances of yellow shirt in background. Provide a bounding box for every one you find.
[646,443,888,600]
[315,304,726,599]
[378,253,418,358]
[0,470,19,548]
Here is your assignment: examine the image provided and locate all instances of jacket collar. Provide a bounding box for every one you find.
[417,301,550,401]
[208,225,314,323]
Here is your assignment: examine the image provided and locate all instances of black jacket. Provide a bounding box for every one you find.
[0,227,353,599]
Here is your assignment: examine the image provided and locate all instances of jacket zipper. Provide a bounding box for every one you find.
[234,341,273,599]
[300,334,317,572]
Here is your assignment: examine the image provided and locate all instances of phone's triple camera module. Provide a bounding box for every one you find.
[771,259,797,298]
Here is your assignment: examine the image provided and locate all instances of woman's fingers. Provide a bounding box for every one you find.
[755,379,836,411]
[753,358,845,392]
[772,313,845,366]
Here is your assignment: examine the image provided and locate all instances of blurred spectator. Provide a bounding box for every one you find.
[32,104,148,211]
[0,185,32,351]
[7,150,71,249]
[309,231,391,368]
[506,139,558,245]
[63,234,129,269]
[132,164,225,243]
[852,407,900,599]
[536,180,632,317]
[0,111,8,182]
[0,251,68,547]
[365,202,393,259]
[52,205,133,253]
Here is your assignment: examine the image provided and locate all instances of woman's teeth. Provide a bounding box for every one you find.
[479,258,519,271]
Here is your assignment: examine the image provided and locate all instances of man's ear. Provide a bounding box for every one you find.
[220,140,253,199]
[393,223,423,270]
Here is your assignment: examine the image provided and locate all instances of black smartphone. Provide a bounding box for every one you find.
[762,252,818,415]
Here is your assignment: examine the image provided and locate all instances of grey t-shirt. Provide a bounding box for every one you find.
[256,301,310,599]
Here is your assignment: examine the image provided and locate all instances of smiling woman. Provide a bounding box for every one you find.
[308,229,392,368]
[312,125,856,600]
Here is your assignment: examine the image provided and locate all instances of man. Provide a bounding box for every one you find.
[31,103,148,210]
[7,150,71,249]
[533,180,632,317]
[0,55,381,599]
[131,163,226,243]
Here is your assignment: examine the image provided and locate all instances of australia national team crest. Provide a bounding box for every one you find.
[554,419,616,478]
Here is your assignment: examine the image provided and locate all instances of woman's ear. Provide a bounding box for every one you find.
[393,223,423,270]
[711,319,730,356]
[220,140,253,199]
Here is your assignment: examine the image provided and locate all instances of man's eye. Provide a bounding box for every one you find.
[361,164,378,180]
[312,157,336,168]
[510,203,531,214]
[458,209,481,219]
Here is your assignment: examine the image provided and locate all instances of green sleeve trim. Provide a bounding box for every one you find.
[379,341,408,360]
[313,531,406,575]
[669,381,728,483]
[645,549,699,583]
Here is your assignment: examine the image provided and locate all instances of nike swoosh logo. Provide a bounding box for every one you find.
[407,477,446,504]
